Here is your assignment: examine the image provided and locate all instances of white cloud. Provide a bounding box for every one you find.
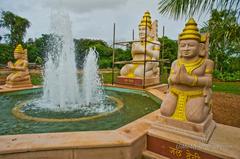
[42,0,129,14]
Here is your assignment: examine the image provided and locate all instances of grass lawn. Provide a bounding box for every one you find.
[31,73,44,85]
[212,82,240,95]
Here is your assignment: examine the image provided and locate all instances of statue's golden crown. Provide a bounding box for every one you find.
[14,44,24,54]
[179,18,201,42]
[139,11,152,29]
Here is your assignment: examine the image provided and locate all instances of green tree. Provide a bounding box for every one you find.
[74,38,132,69]
[74,39,111,68]
[25,34,52,64]
[158,0,240,19]
[0,11,30,46]
[0,43,13,64]
[158,36,178,74]
[200,10,240,72]
[158,36,178,63]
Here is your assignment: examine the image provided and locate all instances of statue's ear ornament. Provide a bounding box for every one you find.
[150,20,158,41]
[199,33,210,58]
[23,49,28,60]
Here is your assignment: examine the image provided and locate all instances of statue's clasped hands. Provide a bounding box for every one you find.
[171,65,197,86]
[7,61,14,69]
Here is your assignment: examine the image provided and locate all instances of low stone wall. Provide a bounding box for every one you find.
[0,136,146,159]
[0,84,162,159]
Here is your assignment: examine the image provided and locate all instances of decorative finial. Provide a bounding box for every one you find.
[179,18,201,42]
[14,44,24,54]
[139,11,152,29]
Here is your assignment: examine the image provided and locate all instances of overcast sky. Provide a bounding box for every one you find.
[0,0,210,43]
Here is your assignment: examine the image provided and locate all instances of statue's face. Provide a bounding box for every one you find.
[179,39,200,58]
[139,26,150,40]
[14,52,23,59]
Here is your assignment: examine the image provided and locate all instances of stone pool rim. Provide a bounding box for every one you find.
[11,96,124,122]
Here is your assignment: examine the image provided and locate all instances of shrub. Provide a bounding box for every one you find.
[213,70,240,82]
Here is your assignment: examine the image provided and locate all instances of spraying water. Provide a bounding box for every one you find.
[82,48,105,106]
[42,11,81,108]
[39,10,107,112]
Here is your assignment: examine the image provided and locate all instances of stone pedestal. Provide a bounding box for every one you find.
[4,79,32,88]
[116,76,160,87]
[146,123,240,159]
[143,114,240,159]
[152,114,216,143]
[0,76,6,85]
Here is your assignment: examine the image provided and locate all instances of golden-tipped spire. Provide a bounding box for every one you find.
[179,18,201,42]
[14,44,24,54]
[139,11,152,29]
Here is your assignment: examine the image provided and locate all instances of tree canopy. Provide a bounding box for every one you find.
[0,11,30,47]
[158,0,240,19]
[200,9,240,72]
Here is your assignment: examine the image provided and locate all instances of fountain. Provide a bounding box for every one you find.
[42,11,81,109]
[82,48,105,107]
[11,11,117,118]
[41,11,107,113]
[41,11,106,112]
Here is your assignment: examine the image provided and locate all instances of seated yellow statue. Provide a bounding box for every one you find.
[120,11,160,78]
[160,18,214,123]
[5,44,32,88]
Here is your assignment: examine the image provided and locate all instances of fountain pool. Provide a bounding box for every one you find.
[0,87,161,135]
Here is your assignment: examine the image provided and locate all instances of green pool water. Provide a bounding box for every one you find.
[0,87,161,135]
